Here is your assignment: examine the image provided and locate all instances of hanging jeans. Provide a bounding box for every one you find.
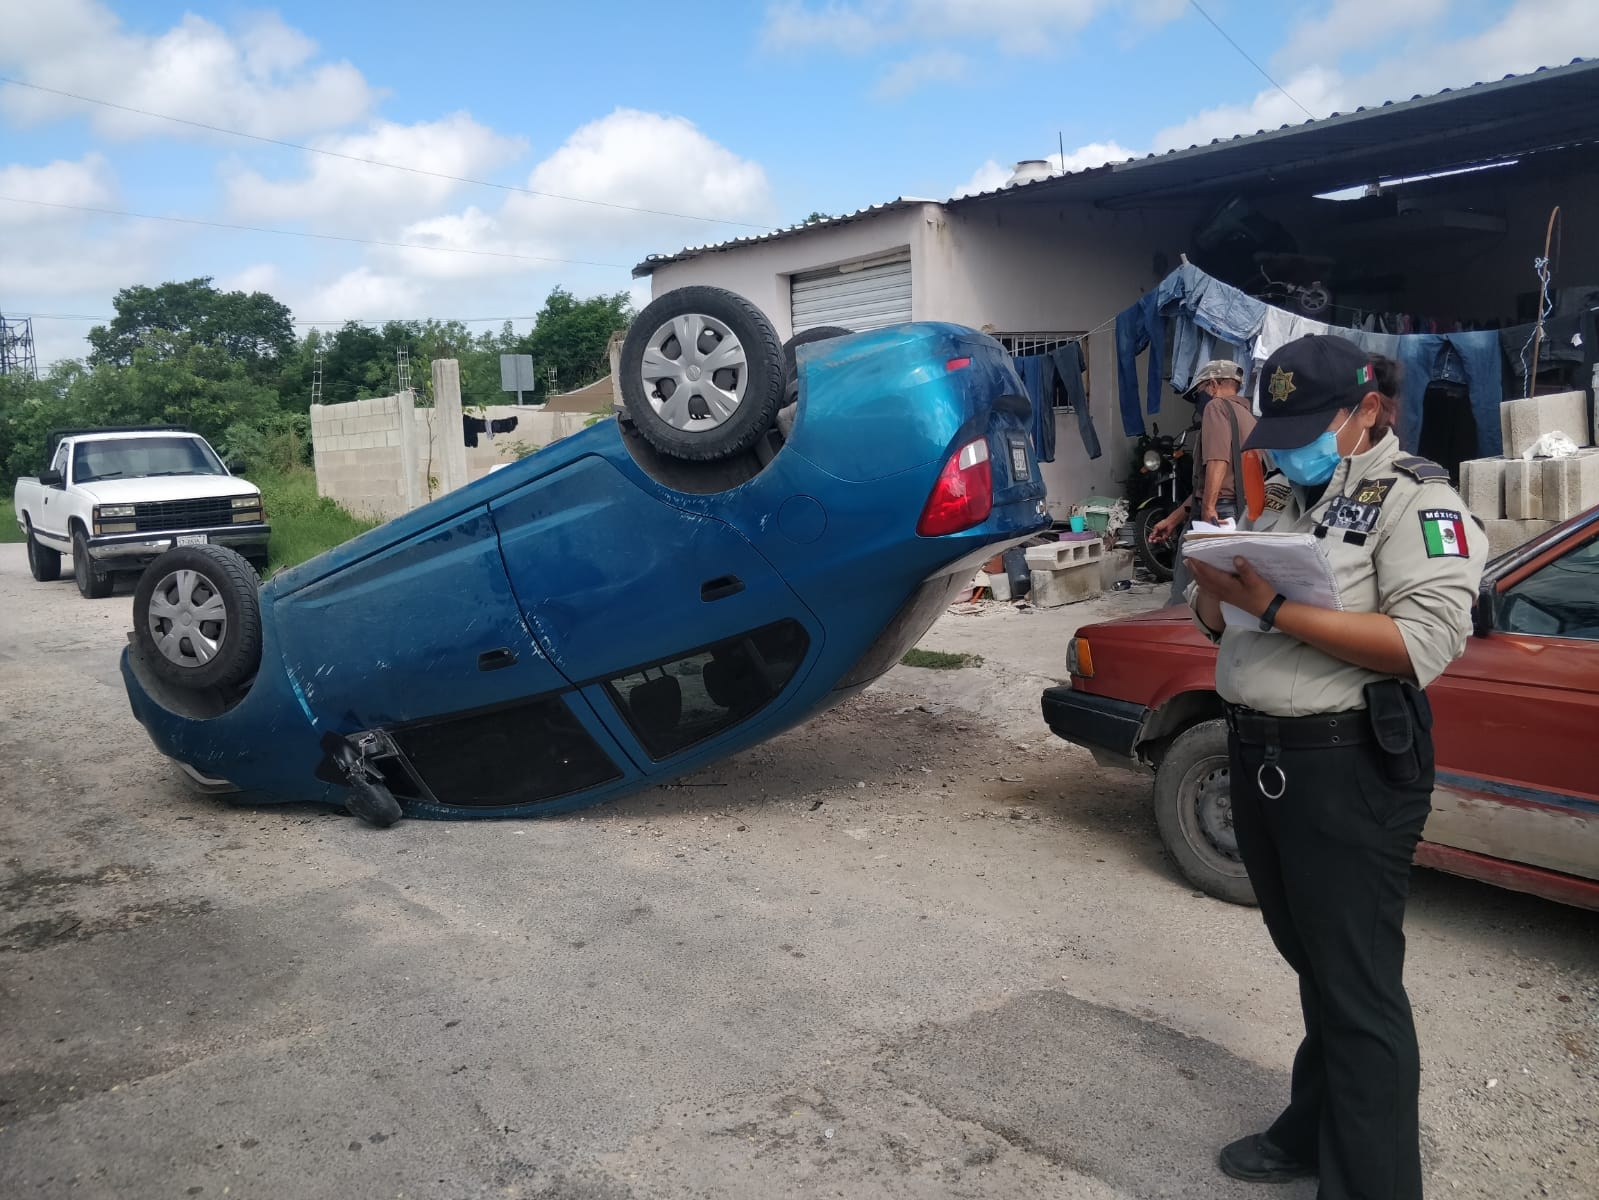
[1395,333,1503,458]
[1049,343,1102,459]
[1157,263,1268,392]
[1013,354,1056,464]
[1116,291,1164,437]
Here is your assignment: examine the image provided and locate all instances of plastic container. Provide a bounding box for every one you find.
[1069,514,1087,533]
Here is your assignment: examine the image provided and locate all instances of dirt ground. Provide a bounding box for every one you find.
[1,546,1594,1200]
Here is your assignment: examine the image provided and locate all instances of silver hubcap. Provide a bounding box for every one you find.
[147,569,228,669]
[1187,762,1241,861]
[640,312,747,431]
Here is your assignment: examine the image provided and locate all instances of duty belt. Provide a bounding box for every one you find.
[1222,703,1370,800]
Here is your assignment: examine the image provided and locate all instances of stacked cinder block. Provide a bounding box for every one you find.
[1026,535,1105,607]
[1458,390,1596,558]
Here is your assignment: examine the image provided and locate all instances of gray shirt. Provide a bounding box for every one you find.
[1186,433,1487,715]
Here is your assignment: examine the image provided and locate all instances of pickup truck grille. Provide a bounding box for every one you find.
[132,497,257,532]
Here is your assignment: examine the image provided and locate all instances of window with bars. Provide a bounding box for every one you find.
[995,332,1089,411]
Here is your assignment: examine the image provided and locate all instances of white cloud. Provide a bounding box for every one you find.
[1276,0,1451,70]
[763,0,1161,58]
[225,114,527,230]
[1154,0,1599,153]
[875,50,970,99]
[0,153,118,225]
[216,263,284,297]
[298,267,425,324]
[951,140,1137,197]
[0,0,378,140]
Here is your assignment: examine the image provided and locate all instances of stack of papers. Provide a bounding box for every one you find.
[1182,529,1343,631]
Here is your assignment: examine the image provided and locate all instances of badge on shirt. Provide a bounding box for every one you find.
[1419,509,1470,558]
[1322,494,1384,535]
[1263,478,1292,513]
[1353,477,1395,507]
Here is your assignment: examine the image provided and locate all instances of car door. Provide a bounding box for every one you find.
[36,441,72,542]
[488,455,820,767]
[1424,521,1599,882]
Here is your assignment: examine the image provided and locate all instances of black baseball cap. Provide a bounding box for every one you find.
[1243,334,1377,451]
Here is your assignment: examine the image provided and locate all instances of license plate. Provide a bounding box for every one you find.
[1009,442,1030,479]
[175,534,209,546]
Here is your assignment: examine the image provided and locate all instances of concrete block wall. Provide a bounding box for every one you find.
[1500,390,1590,458]
[310,394,414,521]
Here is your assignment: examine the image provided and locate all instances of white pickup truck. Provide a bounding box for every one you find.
[13,427,271,598]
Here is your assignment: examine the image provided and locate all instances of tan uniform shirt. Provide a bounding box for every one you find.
[1185,433,1487,715]
[1198,394,1257,504]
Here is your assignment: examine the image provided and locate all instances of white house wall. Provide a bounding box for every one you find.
[648,198,1201,510]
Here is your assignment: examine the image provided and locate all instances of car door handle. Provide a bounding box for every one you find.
[477,647,518,672]
[700,575,745,602]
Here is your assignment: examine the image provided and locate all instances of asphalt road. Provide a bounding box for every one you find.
[1,544,1594,1199]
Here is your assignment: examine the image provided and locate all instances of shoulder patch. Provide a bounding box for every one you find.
[1263,478,1292,512]
[1394,455,1451,483]
[1419,509,1470,558]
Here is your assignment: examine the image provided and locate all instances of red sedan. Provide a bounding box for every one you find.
[1041,507,1599,909]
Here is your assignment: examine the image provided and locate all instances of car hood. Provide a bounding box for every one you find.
[76,476,260,504]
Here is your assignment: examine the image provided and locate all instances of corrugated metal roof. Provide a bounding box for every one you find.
[632,199,933,277]
[633,58,1598,275]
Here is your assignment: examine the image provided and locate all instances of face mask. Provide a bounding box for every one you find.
[1273,411,1356,486]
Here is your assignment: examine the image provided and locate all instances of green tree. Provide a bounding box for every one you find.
[88,278,295,381]
[526,286,632,401]
[802,211,832,225]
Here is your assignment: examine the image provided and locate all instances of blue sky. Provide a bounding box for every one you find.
[1,0,1593,366]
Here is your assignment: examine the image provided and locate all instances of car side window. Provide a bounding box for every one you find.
[51,443,69,477]
[605,621,810,760]
[1496,533,1599,641]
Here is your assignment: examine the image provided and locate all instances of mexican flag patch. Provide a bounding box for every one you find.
[1419,509,1469,558]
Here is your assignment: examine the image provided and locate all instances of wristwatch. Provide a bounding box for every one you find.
[1259,594,1287,632]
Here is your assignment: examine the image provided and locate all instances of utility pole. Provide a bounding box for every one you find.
[311,345,324,406]
[0,311,39,379]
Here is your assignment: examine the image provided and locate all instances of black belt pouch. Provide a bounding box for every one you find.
[1365,679,1421,784]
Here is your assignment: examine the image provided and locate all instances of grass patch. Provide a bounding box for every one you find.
[900,648,983,670]
[0,497,22,544]
[250,467,381,572]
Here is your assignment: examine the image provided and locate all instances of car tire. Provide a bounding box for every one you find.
[1135,502,1176,582]
[72,528,115,598]
[781,324,853,381]
[619,285,784,462]
[25,517,62,582]
[133,544,263,690]
[1153,719,1256,906]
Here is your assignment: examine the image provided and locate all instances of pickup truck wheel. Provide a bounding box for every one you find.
[72,529,115,598]
[25,518,62,582]
[134,544,263,690]
[619,286,784,462]
[1153,719,1256,906]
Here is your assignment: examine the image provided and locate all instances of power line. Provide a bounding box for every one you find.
[0,74,772,230]
[0,195,631,269]
[1187,1,1317,122]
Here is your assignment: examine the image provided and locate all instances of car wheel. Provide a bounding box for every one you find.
[25,517,62,582]
[1153,720,1256,906]
[133,544,263,690]
[619,285,784,462]
[1135,502,1176,583]
[72,528,115,598]
[781,324,853,380]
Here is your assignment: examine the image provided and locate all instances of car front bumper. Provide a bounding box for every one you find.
[87,523,271,567]
[1040,685,1150,772]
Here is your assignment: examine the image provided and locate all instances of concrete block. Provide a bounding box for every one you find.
[1500,390,1591,458]
[1484,518,1557,559]
[1025,535,1104,570]
[1541,448,1599,521]
[1030,560,1102,607]
[1458,457,1506,521]
[1099,547,1135,591]
[1503,457,1544,520]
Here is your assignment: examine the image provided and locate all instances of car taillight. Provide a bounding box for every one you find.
[1067,637,1094,678]
[916,437,993,537]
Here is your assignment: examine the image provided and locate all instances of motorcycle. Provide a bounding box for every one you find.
[1127,421,1196,582]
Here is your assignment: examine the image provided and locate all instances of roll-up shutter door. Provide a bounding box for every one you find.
[790,254,912,334]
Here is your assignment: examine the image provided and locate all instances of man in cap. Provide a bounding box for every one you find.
[1184,334,1485,1200]
[1149,358,1253,544]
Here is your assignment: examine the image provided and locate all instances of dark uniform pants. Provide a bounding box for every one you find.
[1229,728,1434,1200]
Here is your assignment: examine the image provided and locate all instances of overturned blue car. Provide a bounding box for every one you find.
[121,286,1049,825]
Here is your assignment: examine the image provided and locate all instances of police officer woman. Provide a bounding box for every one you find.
[1184,335,1485,1200]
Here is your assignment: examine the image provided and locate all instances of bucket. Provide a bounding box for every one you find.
[1069,515,1087,533]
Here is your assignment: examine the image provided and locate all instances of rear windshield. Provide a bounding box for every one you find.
[72,437,226,483]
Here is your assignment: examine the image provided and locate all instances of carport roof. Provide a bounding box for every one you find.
[633,58,1599,276]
